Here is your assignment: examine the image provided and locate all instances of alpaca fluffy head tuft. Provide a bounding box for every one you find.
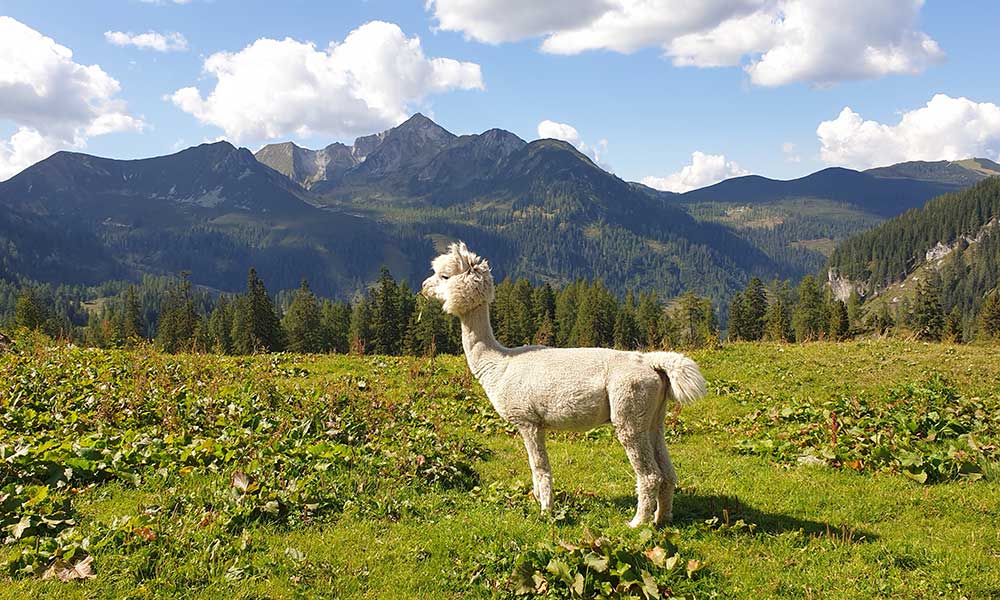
[422,241,494,315]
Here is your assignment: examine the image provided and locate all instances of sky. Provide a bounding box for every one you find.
[1,0,1000,190]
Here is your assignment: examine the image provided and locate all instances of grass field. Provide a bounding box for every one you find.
[2,339,999,599]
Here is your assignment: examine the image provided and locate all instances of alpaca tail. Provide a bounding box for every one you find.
[644,351,707,406]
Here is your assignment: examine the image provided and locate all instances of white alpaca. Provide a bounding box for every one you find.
[422,242,707,527]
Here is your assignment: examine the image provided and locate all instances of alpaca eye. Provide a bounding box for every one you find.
[440,275,449,280]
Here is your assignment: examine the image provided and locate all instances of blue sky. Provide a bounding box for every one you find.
[2,0,999,189]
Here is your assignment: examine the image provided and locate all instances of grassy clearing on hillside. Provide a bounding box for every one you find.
[2,339,999,599]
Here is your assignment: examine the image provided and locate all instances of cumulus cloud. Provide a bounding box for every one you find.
[0,17,143,180]
[169,21,483,142]
[642,151,749,193]
[537,119,609,169]
[428,0,942,87]
[817,94,1000,169]
[105,30,188,52]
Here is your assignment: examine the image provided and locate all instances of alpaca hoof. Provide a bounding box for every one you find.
[628,516,646,529]
[654,512,673,527]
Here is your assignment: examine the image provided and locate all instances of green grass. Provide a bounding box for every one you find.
[2,340,1000,598]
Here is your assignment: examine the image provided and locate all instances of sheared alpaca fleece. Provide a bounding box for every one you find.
[422,242,707,527]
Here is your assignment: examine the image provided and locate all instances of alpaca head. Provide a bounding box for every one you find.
[422,241,494,316]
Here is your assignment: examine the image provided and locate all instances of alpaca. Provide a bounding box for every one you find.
[422,242,707,527]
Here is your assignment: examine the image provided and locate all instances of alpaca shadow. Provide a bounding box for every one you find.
[603,490,877,543]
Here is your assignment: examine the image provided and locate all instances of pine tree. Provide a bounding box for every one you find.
[636,291,664,348]
[405,296,456,356]
[554,280,581,347]
[676,291,716,348]
[230,269,283,354]
[613,298,641,350]
[828,300,849,340]
[742,277,767,341]
[764,281,794,342]
[532,283,556,332]
[157,273,200,353]
[121,285,143,341]
[913,273,945,341]
[320,300,352,353]
[14,287,46,331]
[283,279,323,353]
[368,268,402,355]
[207,296,233,354]
[728,290,747,341]
[871,302,895,336]
[943,306,963,343]
[349,297,371,354]
[846,291,863,334]
[793,275,826,342]
[979,290,1000,340]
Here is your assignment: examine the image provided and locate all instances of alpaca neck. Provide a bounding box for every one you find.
[459,303,507,386]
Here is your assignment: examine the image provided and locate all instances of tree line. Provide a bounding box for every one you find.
[6,264,1000,355]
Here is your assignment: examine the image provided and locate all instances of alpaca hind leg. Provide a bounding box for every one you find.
[651,423,677,526]
[617,428,663,528]
[520,426,552,512]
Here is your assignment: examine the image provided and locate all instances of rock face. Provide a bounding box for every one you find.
[828,269,867,302]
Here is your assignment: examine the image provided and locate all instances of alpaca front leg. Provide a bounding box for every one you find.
[519,426,552,512]
[617,429,663,528]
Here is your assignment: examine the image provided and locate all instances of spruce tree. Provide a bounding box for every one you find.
[14,287,46,331]
[913,273,945,341]
[157,273,200,353]
[764,281,794,342]
[828,300,849,340]
[121,285,143,341]
[554,280,581,347]
[247,268,284,352]
[320,300,352,353]
[207,296,233,354]
[978,290,1000,340]
[728,290,748,341]
[793,275,826,342]
[368,268,402,355]
[613,293,641,350]
[676,291,716,348]
[532,283,556,332]
[943,306,963,343]
[742,277,767,341]
[283,279,323,353]
[405,296,456,356]
[636,291,663,348]
[349,297,371,354]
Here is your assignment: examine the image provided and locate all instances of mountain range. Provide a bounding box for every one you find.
[1,113,997,305]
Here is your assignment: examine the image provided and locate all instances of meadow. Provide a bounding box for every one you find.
[1,337,999,599]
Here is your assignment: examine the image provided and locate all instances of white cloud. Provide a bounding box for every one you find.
[428,0,942,87]
[781,141,801,163]
[169,21,483,142]
[642,151,749,193]
[0,17,144,180]
[817,94,1000,169]
[427,0,614,44]
[536,119,609,169]
[105,30,188,52]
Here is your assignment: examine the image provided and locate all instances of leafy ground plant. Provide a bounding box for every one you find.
[507,528,710,599]
[729,374,999,482]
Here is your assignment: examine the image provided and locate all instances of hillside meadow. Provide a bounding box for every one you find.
[1,337,999,599]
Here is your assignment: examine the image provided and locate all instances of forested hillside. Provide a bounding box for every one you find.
[828,177,1000,334]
